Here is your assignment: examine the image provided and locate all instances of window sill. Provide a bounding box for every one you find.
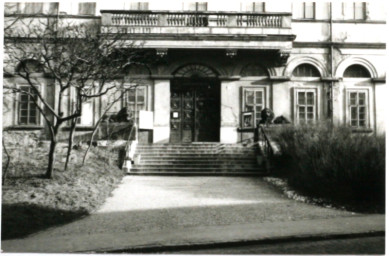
[62,126,95,131]
[7,125,44,131]
[351,128,373,133]
[238,127,256,132]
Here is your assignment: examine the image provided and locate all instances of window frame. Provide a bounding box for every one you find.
[17,85,41,126]
[294,88,318,125]
[346,89,369,129]
[124,85,148,124]
[303,2,316,19]
[342,2,366,20]
[241,87,267,127]
[129,2,149,10]
[78,2,96,15]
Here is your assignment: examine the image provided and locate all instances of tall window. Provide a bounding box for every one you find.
[19,86,40,125]
[303,2,315,19]
[188,2,208,11]
[24,3,43,14]
[348,91,368,128]
[130,2,149,10]
[343,2,366,20]
[78,3,96,15]
[295,89,316,124]
[244,2,265,12]
[126,87,147,122]
[77,101,94,126]
[242,87,265,126]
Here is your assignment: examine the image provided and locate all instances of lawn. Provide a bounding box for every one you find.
[2,140,125,240]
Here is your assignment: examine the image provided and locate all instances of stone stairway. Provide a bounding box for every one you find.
[129,143,265,175]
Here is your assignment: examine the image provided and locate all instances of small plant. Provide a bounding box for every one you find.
[273,123,385,212]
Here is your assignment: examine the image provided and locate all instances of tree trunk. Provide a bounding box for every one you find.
[2,137,11,185]
[64,118,77,171]
[46,124,61,179]
[46,137,57,179]
[82,121,101,165]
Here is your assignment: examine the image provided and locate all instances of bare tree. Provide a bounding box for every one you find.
[4,16,150,178]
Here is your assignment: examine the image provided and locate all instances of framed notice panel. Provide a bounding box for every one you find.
[139,110,154,130]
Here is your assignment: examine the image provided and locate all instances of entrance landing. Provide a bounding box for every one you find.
[1,176,370,253]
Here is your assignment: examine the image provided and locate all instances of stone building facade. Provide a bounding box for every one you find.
[3,2,387,144]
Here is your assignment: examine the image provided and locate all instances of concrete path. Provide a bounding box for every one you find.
[1,176,385,253]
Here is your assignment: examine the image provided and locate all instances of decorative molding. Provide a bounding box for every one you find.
[293,41,386,49]
[156,48,168,58]
[321,77,339,82]
[335,57,378,78]
[372,78,386,83]
[219,76,241,81]
[284,56,329,77]
[275,49,291,66]
[269,76,290,81]
[292,19,386,24]
[226,49,237,58]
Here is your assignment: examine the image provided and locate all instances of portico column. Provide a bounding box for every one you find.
[153,79,170,143]
[220,79,240,143]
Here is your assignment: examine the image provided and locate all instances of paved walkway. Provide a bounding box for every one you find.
[1,176,385,253]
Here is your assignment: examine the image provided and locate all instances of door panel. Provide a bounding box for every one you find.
[170,81,220,143]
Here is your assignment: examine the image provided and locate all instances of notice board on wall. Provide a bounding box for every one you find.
[139,110,154,130]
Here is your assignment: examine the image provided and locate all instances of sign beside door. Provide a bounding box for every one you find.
[139,110,153,130]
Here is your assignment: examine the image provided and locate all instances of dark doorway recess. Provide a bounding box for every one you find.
[170,79,220,143]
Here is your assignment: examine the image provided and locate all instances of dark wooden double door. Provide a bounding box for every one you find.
[170,80,220,143]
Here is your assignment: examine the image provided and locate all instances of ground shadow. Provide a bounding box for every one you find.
[1,203,88,240]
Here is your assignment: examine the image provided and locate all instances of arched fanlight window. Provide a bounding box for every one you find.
[174,64,218,78]
[123,64,151,76]
[240,63,269,77]
[16,59,44,73]
[343,64,371,78]
[292,64,321,77]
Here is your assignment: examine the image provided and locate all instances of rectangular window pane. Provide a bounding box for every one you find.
[255,106,262,113]
[197,2,207,11]
[358,93,366,105]
[351,120,358,126]
[307,106,314,113]
[351,106,357,119]
[354,2,365,19]
[304,2,314,19]
[307,113,314,120]
[245,106,253,112]
[253,2,265,12]
[255,91,263,104]
[359,120,366,127]
[24,3,43,14]
[137,88,146,102]
[299,106,306,115]
[78,3,96,15]
[307,92,314,105]
[298,92,305,105]
[350,92,357,105]
[128,90,136,102]
[246,91,254,105]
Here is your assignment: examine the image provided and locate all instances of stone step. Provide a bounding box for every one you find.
[135,149,257,153]
[128,172,266,176]
[136,160,258,164]
[129,167,263,173]
[136,145,256,149]
[133,164,259,168]
[135,153,257,157]
[134,157,257,161]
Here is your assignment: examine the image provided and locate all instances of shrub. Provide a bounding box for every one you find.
[273,124,385,212]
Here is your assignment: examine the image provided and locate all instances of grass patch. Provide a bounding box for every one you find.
[2,143,125,240]
[271,124,385,213]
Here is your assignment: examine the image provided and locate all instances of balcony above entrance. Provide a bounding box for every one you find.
[100,10,295,50]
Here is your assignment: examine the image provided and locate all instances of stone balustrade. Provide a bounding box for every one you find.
[102,11,291,28]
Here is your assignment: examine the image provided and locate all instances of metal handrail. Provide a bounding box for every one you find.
[256,125,273,158]
[125,122,137,150]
